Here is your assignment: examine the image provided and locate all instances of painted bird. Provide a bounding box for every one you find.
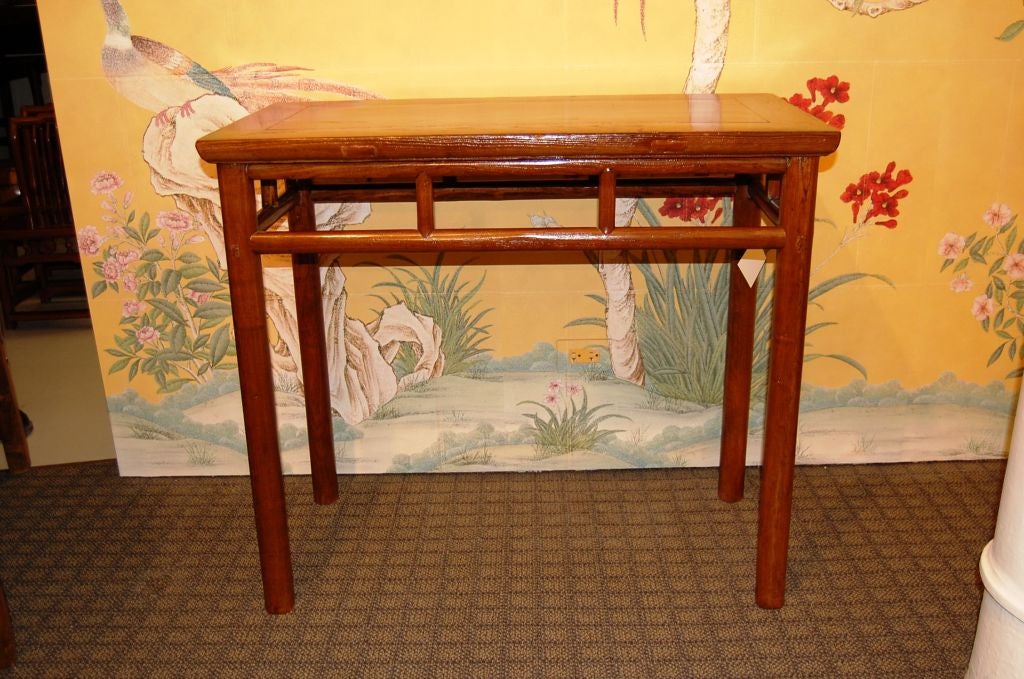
[100,0,235,121]
[100,0,379,121]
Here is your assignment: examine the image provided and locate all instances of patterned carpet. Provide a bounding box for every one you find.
[0,460,1005,678]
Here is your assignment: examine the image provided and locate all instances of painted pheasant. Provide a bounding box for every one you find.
[100,0,379,121]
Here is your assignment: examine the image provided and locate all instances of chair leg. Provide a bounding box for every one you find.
[0,576,14,669]
[0,333,30,472]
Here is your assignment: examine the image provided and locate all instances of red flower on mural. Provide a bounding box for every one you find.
[807,75,850,105]
[658,197,723,224]
[786,75,851,130]
[841,162,913,227]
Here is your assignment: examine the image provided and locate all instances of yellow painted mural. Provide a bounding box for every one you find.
[35,0,1024,474]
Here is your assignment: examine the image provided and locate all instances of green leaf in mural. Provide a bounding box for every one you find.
[107,357,131,374]
[989,256,1006,276]
[565,316,607,329]
[804,353,868,379]
[987,343,1006,367]
[91,280,107,298]
[996,19,1024,41]
[147,298,186,325]
[161,268,182,295]
[1007,367,1024,379]
[178,265,210,279]
[141,249,166,263]
[806,321,838,336]
[209,325,230,366]
[186,278,224,293]
[194,302,233,321]
[169,324,186,352]
[808,272,895,303]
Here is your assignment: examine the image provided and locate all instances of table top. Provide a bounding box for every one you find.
[196,93,840,164]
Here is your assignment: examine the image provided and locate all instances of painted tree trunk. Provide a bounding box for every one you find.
[599,0,732,386]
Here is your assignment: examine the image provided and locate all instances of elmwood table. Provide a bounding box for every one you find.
[196,93,840,613]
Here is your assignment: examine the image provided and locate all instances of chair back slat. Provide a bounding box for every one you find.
[0,104,88,328]
[9,107,72,230]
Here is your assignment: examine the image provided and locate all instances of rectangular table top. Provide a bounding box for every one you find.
[196,93,840,164]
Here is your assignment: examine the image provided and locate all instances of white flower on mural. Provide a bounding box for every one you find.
[76,226,105,256]
[983,203,1013,229]
[972,295,996,321]
[937,232,966,259]
[949,272,973,293]
[90,171,124,195]
[1003,253,1024,281]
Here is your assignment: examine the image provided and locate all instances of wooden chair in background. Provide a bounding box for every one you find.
[0,104,88,328]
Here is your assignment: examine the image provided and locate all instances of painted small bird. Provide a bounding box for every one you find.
[100,0,235,121]
[99,0,379,121]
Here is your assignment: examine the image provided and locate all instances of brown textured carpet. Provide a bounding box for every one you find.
[0,459,1005,678]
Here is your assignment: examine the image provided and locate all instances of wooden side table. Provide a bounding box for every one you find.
[197,93,840,613]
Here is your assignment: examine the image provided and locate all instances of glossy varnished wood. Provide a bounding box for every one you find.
[289,189,338,506]
[197,93,839,613]
[756,156,820,608]
[248,226,788,255]
[197,94,839,163]
[719,185,760,502]
[216,164,294,613]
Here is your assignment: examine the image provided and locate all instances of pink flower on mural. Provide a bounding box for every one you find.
[77,225,105,256]
[1003,253,1024,281]
[122,272,138,293]
[122,299,142,317]
[949,273,973,293]
[658,197,723,224]
[937,233,966,259]
[186,289,210,305]
[983,203,1013,228]
[547,380,562,392]
[90,171,124,195]
[786,75,850,130]
[544,393,558,405]
[157,210,193,232]
[115,248,140,266]
[972,295,996,321]
[102,256,124,282]
[937,201,1021,376]
[565,383,583,397]
[135,326,160,345]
